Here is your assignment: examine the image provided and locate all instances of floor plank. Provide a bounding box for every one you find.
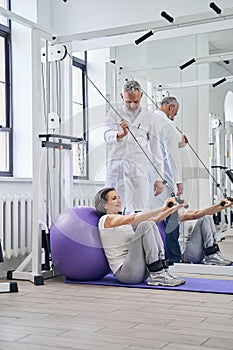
[0,274,232,350]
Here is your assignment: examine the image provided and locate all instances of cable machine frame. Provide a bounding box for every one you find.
[0,7,81,285]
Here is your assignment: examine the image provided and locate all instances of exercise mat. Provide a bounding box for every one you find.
[65,273,233,294]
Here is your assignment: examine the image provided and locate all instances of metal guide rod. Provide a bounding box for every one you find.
[175,126,232,203]
[175,126,220,187]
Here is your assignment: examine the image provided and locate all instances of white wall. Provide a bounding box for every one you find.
[36,0,52,30]
[11,0,37,21]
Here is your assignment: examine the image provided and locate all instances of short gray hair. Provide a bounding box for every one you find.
[122,80,141,94]
[161,96,179,107]
[94,187,115,216]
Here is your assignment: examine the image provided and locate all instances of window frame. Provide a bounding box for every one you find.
[0,1,12,177]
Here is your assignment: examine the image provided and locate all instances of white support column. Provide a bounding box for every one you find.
[31,29,46,278]
[196,34,211,209]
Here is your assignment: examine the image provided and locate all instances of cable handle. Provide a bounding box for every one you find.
[220,194,233,206]
[167,193,189,209]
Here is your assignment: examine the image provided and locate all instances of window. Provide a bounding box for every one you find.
[72,53,88,179]
[0,0,11,176]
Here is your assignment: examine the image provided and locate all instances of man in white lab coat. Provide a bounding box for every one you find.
[104,80,164,213]
[151,96,188,263]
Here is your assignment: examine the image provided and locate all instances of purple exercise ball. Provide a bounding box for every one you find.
[50,206,110,280]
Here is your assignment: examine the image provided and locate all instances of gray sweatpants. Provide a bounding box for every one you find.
[183,216,217,263]
[114,221,165,284]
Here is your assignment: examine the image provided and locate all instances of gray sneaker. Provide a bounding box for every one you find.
[165,270,186,285]
[147,270,185,287]
[216,251,232,265]
[203,253,232,266]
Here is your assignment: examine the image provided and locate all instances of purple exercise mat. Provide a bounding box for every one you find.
[65,273,233,294]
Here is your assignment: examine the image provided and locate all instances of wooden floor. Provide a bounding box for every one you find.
[0,235,233,350]
[0,271,233,350]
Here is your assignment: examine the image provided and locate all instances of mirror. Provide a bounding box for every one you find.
[102,28,233,270]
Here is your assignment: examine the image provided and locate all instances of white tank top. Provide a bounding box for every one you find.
[98,215,135,274]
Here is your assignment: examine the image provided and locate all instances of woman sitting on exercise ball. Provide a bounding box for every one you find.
[94,187,186,287]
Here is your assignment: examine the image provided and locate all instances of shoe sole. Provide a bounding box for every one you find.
[204,262,232,266]
[147,281,184,287]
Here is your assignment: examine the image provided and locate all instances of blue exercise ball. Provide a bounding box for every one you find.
[50,206,110,280]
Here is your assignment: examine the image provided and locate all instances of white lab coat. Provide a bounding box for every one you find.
[104,104,164,212]
[150,110,183,208]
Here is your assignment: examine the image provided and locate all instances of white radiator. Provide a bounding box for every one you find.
[0,193,94,260]
[0,194,32,259]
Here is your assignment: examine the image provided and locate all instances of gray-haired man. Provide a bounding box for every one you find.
[104,80,164,213]
[150,96,188,263]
